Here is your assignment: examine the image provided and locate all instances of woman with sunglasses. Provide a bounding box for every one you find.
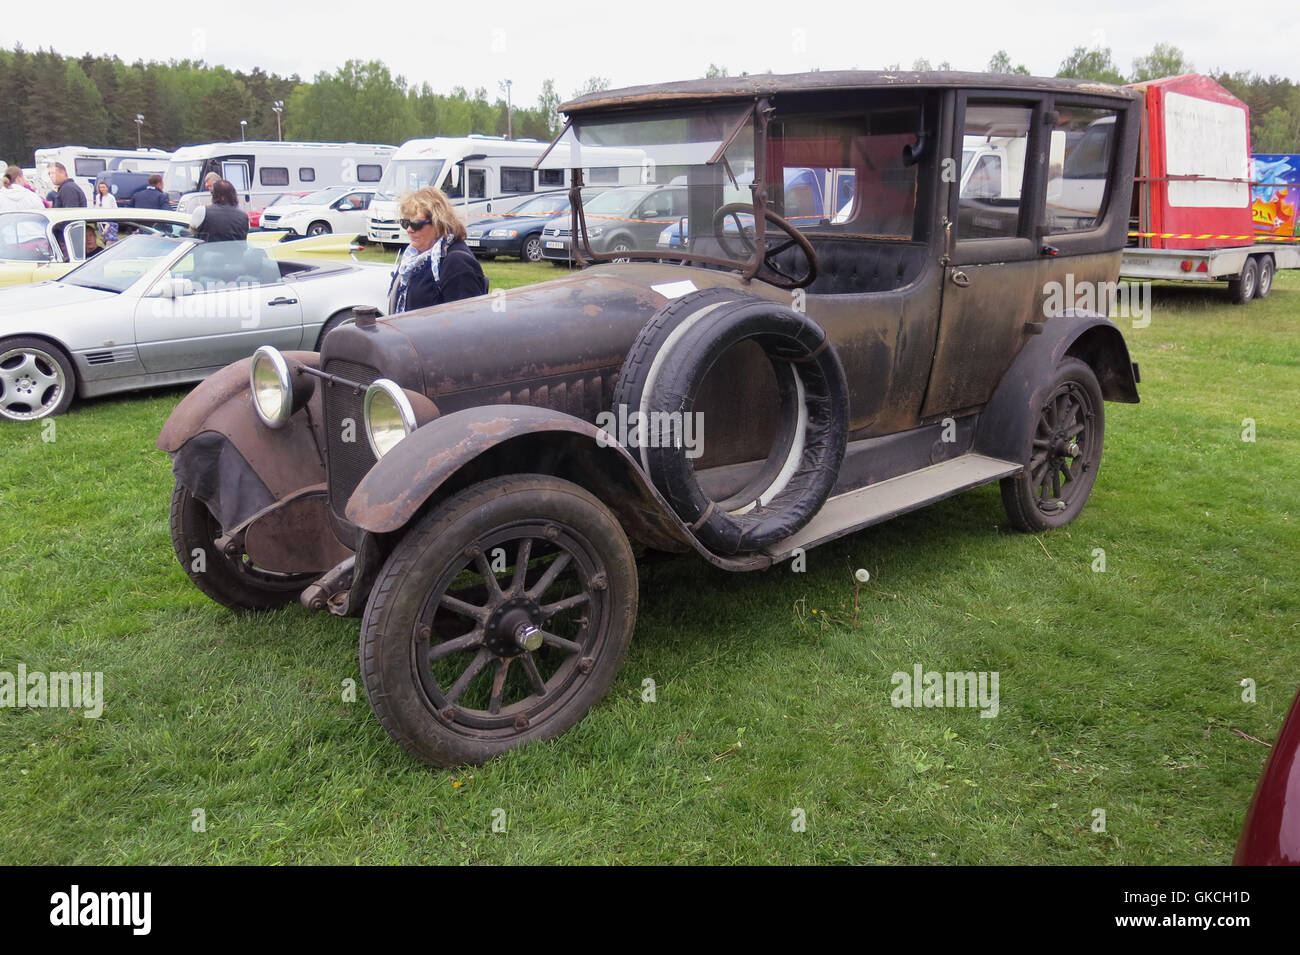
[389,186,488,313]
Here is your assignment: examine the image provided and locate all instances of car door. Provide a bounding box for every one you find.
[134,241,304,373]
[333,192,371,233]
[921,96,1044,417]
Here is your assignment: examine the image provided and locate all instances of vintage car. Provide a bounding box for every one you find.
[0,208,192,288]
[259,186,376,237]
[540,183,688,264]
[0,234,390,421]
[159,71,1142,767]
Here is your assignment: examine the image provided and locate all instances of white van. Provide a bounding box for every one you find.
[164,141,396,214]
[367,136,644,246]
[33,146,172,200]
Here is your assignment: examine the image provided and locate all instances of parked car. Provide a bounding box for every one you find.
[160,70,1143,768]
[1235,685,1300,865]
[0,233,390,421]
[0,208,191,288]
[464,190,578,261]
[259,186,376,237]
[250,192,311,229]
[540,183,688,264]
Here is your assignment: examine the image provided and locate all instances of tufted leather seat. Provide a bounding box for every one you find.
[772,238,926,295]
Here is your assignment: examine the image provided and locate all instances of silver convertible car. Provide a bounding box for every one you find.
[0,234,392,421]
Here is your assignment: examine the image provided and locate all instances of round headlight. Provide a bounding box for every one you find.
[364,379,417,458]
[250,346,292,428]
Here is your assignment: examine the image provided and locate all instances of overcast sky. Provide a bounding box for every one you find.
[8,0,1297,111]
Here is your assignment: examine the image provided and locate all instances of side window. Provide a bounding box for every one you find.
[956,103,1032,240]
[172,242,279,290]
[1046,106,1117,233]
[500,167,533,193]
[222,162,251,191]
[298,167,316,182]
[538,168,564,187]
[74,157,106,178]
[260,167,290,186]
[467,168,487,199]
[0,214,54,261]
[356,164,382,183]
[587,166,620,185]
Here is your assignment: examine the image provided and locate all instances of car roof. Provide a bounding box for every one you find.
[561,69,1140,114]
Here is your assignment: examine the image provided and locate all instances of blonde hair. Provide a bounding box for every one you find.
[398,186,465,242]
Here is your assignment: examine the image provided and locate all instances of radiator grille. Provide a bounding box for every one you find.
[323,359,380,517]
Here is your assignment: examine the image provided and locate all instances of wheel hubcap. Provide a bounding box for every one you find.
[0,348,65,420]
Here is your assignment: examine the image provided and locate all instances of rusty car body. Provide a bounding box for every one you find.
[160,71,1142,766]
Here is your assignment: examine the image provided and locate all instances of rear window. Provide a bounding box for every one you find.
[260,167,290,186]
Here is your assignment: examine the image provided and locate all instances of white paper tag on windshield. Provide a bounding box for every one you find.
[650,280,697,299]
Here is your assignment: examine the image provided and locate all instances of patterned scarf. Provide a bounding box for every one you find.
[394,234,451,312]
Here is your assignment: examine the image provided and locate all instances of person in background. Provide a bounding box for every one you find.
[190,179,248,241]
[389,186,488,313]
[93,180,119,245]
[1,165,44,211]
[131,174,170,210]
[50,162,87,208]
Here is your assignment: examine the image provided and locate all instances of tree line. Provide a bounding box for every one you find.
[0,46,603,167]
[2,42,1297,170]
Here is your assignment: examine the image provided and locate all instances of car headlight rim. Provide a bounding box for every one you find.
[364,378,417,458]
[250,345,293,429]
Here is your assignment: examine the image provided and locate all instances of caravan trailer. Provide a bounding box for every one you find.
[32,146,172,201]
[366,136,644,246]
[164,141,396,215]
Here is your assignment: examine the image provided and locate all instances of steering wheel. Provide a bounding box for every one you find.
[711,203,818,289]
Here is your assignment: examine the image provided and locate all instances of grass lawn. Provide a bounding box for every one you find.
[0,263,1296,864]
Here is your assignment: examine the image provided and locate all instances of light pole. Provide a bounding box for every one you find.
[135,114,144,148]
[240,119,247,141]
[498,79,513,139]
[272,100,284,141]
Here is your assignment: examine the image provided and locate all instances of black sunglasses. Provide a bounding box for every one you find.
[400,218,432,230]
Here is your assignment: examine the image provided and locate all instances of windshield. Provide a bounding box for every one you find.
[376,158,446,200]
[583,188,659,217]
[508,192,571,217]
[296,187,351,206]
[164,162,203,196]
[59,234,182,293]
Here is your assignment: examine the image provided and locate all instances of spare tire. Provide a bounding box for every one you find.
[612,291,848,555]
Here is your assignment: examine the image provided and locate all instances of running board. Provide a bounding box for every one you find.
[766,454,1022,559]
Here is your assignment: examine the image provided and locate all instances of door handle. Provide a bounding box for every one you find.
[951,270,971,288]
[266,297,298,306]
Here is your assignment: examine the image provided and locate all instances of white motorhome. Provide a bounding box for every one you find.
[33,146,172,200]
[367,135,644,246]
[164,141,396,214]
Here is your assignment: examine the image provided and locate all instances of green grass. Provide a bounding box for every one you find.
[1,264,1297,864]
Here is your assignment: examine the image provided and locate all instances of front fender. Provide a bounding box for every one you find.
[974,311,1139,466]
[158,351,329,531]
[345,404,771,571]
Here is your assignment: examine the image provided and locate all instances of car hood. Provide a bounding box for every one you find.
[0,280,118,317]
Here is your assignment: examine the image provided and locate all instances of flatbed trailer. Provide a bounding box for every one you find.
[1121,243,1300,302]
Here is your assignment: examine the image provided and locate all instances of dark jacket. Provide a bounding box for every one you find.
[388,239,489,313]
[54,179,87,208]
[131,185,170,210]
[196,203,249,241]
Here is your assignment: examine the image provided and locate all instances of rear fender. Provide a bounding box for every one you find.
[974,311,1139,466]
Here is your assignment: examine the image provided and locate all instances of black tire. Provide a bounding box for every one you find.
[612,291,849,555]
[1255,256,1274,299]
[521,234,544,262]
[0,336,76,421]
[1000,358,1105,532]
[170,483,315,611]
[1229,257,1259,305]
[360,474,638,767]
[608,240,633,263]
[307,221,332,236]
[315,309,359,350]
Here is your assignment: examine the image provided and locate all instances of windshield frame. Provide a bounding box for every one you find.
[561,99,777,281]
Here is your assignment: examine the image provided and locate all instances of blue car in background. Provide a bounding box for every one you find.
[465,191,578,262]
